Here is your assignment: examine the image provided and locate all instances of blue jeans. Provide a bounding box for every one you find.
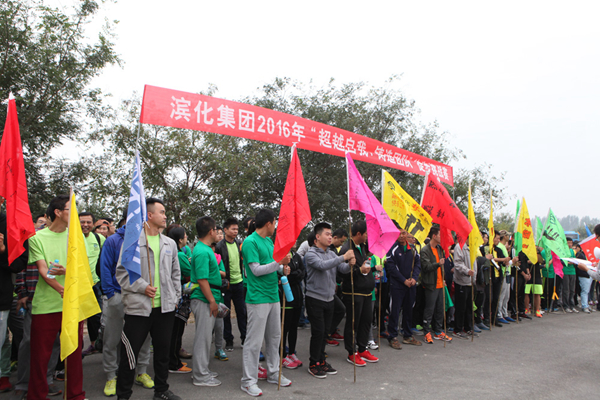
[579,277,592,309]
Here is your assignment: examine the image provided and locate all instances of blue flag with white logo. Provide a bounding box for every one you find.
[121,151,147,284]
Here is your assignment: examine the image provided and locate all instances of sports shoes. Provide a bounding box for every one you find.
[473,325,482,333]
[367,340,379,350]
[402,336,422,346]
[326,338,339,347]
[379,331,389,339]
[48,385,62,397]
[331,332,344,340]
[179,348,192,359]
[153,390,182,400]
[308,363,327,379]
[357,349,379,363]
[193,377,221,387]
[258,365,267,380]
[565,308,573,313]
[505,316,516,322]
[424,332,433,344]
[104,378,117,397]
[259,351,265,361]
[82,344,99,357]
[54,370,65,381]
[347,353,367,366]
[572,308,580,313]
[519,313,532,320]
[321,362,337,375]
[466,330,480,337]
[169,365,191,373]
[214,349,228,361]
[241,384,263,397]
[476,322,490,331]
[388,337,402,349]
[282,355,299,369]
[498,318,510,324]
[583,308,591,314]
[136,373,155,388]
[267,375,291,386]
[535,310,543,318]
[452,331,469,340]
[411,327,424,336]
[434,332,452,342]
[224,341,234,352]
[289,353,303,367]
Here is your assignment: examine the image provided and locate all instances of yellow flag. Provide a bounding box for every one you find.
[382,170,432,245]
[487,190,494,255]
[517,197,537,264]
[60,193,101,361]
[467,185,482,270]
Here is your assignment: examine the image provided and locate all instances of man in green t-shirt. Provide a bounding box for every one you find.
[215,217,246,351]
[79,211,105,356]
[190,216,222,387]
[28,195,88,400]
[240,209,292,397]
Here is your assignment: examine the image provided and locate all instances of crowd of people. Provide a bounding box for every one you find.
[0,195,598,400]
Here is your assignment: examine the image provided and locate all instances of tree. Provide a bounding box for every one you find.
[81,77,508,240]
[0,0,120,213]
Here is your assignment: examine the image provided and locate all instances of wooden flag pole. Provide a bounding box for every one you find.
[441,257,447,349]
[378,277,382,352]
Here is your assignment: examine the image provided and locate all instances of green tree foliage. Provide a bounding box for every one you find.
[83,77,507,240]
[0,0,120,213]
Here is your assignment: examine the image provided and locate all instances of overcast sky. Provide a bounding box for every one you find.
[65,0,599,219]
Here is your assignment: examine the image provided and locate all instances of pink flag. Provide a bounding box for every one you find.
[346,154,399,257]
[551,250,564,279]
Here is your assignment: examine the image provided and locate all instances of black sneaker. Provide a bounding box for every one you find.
[153,390,182,400]
[54,370,64,381]
[308,363,327,379]
[48,384,62,396]
[321,362,337,375]
[225,341,234,352]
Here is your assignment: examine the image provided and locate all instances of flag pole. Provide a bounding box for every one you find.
[144,223,153,287]
[345,153,356,383]
[441,255,447,349]
[378,169,385,352]
[278,295,286,390]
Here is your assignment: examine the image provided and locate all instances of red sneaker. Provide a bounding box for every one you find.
[258,364,267,380]
[325,339,339,347]
[331,332,344,340]
[347,353,366,367]
[357,350,379,363]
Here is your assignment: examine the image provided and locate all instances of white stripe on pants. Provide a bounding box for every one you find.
[241,303,281,387]
[102,293,151,380]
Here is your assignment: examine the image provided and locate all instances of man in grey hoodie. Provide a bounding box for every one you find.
[304,222,355,378]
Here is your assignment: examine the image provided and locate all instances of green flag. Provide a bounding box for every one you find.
[536,216,543,246]
[540,208,570,266]
[513,199,522,256]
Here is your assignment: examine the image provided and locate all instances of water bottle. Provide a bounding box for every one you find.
[280,276,294,302]
[47,259,59,279]
[17,307,25,316]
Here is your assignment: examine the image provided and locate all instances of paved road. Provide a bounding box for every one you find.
[2,310,599,399]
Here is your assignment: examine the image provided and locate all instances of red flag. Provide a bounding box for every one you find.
[421,173,472,247]
[273,147,311,262]
[439,226,454,258]
[0,95,35,264]
[580,234,600,264]
[550,250,564,279]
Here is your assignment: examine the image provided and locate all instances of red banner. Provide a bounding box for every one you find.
[140,85,454,185]
[580,234,600,264]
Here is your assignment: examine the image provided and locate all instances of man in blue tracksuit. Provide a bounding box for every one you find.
[100,224,153,396]
[385,228,422,349]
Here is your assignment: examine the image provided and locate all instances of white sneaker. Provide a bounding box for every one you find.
[583,308,591,314]
[367,340,379,350]
[565,308,573,313]
[572,308,580,313]
[241,384,263,397]
[267,374,291,387]
[193,377,221,387]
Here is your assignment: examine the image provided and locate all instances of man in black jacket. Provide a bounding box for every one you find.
[214,217,247,351]
[385,227,422,349]
[339,220,382,366]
